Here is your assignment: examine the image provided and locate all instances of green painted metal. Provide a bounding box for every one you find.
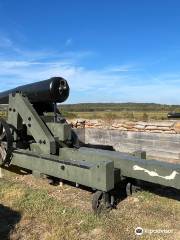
[46,122,71,142]
[11,149,114,191]
[59,147,180,189]
[8,93,56,154]
[0,85,179,197]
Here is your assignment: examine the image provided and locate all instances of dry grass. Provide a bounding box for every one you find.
[66,111,168,121]
[0,108,169,121]
[0,168,179,240]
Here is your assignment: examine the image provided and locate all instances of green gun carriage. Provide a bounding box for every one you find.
[0,77,179,213]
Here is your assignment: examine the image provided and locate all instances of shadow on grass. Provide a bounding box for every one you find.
[2,165,31,176]
[0,204,21,240]
[140,181,180,201]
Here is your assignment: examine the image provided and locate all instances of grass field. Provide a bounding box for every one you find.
[62,110,169,121]
[61,102,180,121]
[0,110,169,121]
[0,102,179,121]
[0,168,179,240]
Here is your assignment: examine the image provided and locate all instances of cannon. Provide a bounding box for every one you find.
[0,77,179,213]
[0,77,69,114]
[0,77,69,104]
[168,112,180,119]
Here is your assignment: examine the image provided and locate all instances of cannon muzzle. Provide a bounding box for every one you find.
[167,112,180,119]
[0,77,69,104]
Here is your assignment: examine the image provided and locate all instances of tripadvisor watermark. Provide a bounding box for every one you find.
[135,227,173,236]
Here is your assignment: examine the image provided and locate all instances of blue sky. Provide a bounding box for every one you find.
[0,0,180,104]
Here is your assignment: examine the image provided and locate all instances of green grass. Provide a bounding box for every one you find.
[61,102,180,112]
[0,102,177,120]
[0,169,179,240]
[0,109,169,121]
[62,110,168,121]
[60,102,180,120]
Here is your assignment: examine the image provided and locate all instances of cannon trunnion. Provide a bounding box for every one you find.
[0,77,179,213]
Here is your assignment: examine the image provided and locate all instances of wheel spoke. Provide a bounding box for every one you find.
[0,125,4,135]
[92,191,112,214]
[0,131,6,140]
[0,145,7,161]
[0,119,13,166]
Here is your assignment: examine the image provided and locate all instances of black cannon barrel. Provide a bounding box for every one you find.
[0,77,69,104]
[167,112,180,119]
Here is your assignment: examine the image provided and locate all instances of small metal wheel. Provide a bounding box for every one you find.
[126,182,140,196]
[0,119,13,166]
[92,191,112,214]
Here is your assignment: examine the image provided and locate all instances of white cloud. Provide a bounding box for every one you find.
[106,64,136,72]
[1,57,180,104]
[0,36,180,104]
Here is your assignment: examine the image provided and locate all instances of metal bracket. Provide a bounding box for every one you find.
[8,93,56,154]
